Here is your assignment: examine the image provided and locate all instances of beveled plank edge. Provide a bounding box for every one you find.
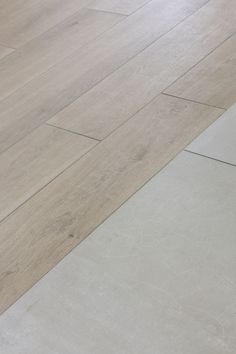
[47,2,231,141]
[46,122,102,141]
[0,8,126,104]
[0,0,212,156]
[86,0,153,16]
[162,93,227,110]
[0,125,100,225]
[162,32,236,108]
[85,7,131,16]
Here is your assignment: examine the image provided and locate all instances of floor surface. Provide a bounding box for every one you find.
[0,0,235,352]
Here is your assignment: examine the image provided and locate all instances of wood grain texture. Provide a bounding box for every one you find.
[165,35,236,109]
[0,0,90,48]
[0,125,97,223]
[0,94,223,314]
[0,9,124,101]
[0,0,207,154]
[88,0,151,15]
[50,0,236,140]
[0,45,13,59]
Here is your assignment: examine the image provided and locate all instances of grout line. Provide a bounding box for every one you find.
[185,149,236,168]
[162,31,236,93]
[0,0,209,158]
[46,123,101,141]
[0,140,100,226]
[161,92,226,110]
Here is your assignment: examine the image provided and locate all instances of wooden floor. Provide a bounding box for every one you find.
[0,0,235,314]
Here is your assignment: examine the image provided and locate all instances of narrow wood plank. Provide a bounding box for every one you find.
[0,0,38,21]
[0,45,13,60]
[0,94,223,314]
[0,0,90,48]
[88,0,151,15]
[50,0,236,140]
[0,125,97,223]
[0,0,208,154]
[165,35,236,109]
[0,9,124,101]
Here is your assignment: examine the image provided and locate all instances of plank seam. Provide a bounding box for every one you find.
[162,31,236,94]
[161,92,226,110]
[0,140,100,226]
[46,123,101,141]
[0,2,210,157]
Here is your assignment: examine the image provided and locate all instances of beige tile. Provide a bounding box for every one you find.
[0,152,235,353]
[0,9,124,101]
[187,103,236,165]
[0,124,97,222]
[50,0,235,140]
[0,94,223,313]
[0,0,209,153]
[165,35,236,109]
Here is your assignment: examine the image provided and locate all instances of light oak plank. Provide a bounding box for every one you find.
[0,125,97,223]
[164,35,236,109]
[0,9,124,101]
[50,0,236,140]
[0,94,223,313]
[0,45,13,60]
[88,0,151,15]
[0,0,207,153]
[0,0,90,48]
[0,0,39,21]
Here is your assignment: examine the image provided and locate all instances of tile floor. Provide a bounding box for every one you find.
[0,108,235,353]
[187,102,236,166]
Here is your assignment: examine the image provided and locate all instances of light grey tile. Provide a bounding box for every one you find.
[187,103,236,165]
[0,151,235,354]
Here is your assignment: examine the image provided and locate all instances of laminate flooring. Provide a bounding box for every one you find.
[0,2,235,348]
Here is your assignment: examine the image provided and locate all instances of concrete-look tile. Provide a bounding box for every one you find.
[187,103,236,165]
[0,151,235,354]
